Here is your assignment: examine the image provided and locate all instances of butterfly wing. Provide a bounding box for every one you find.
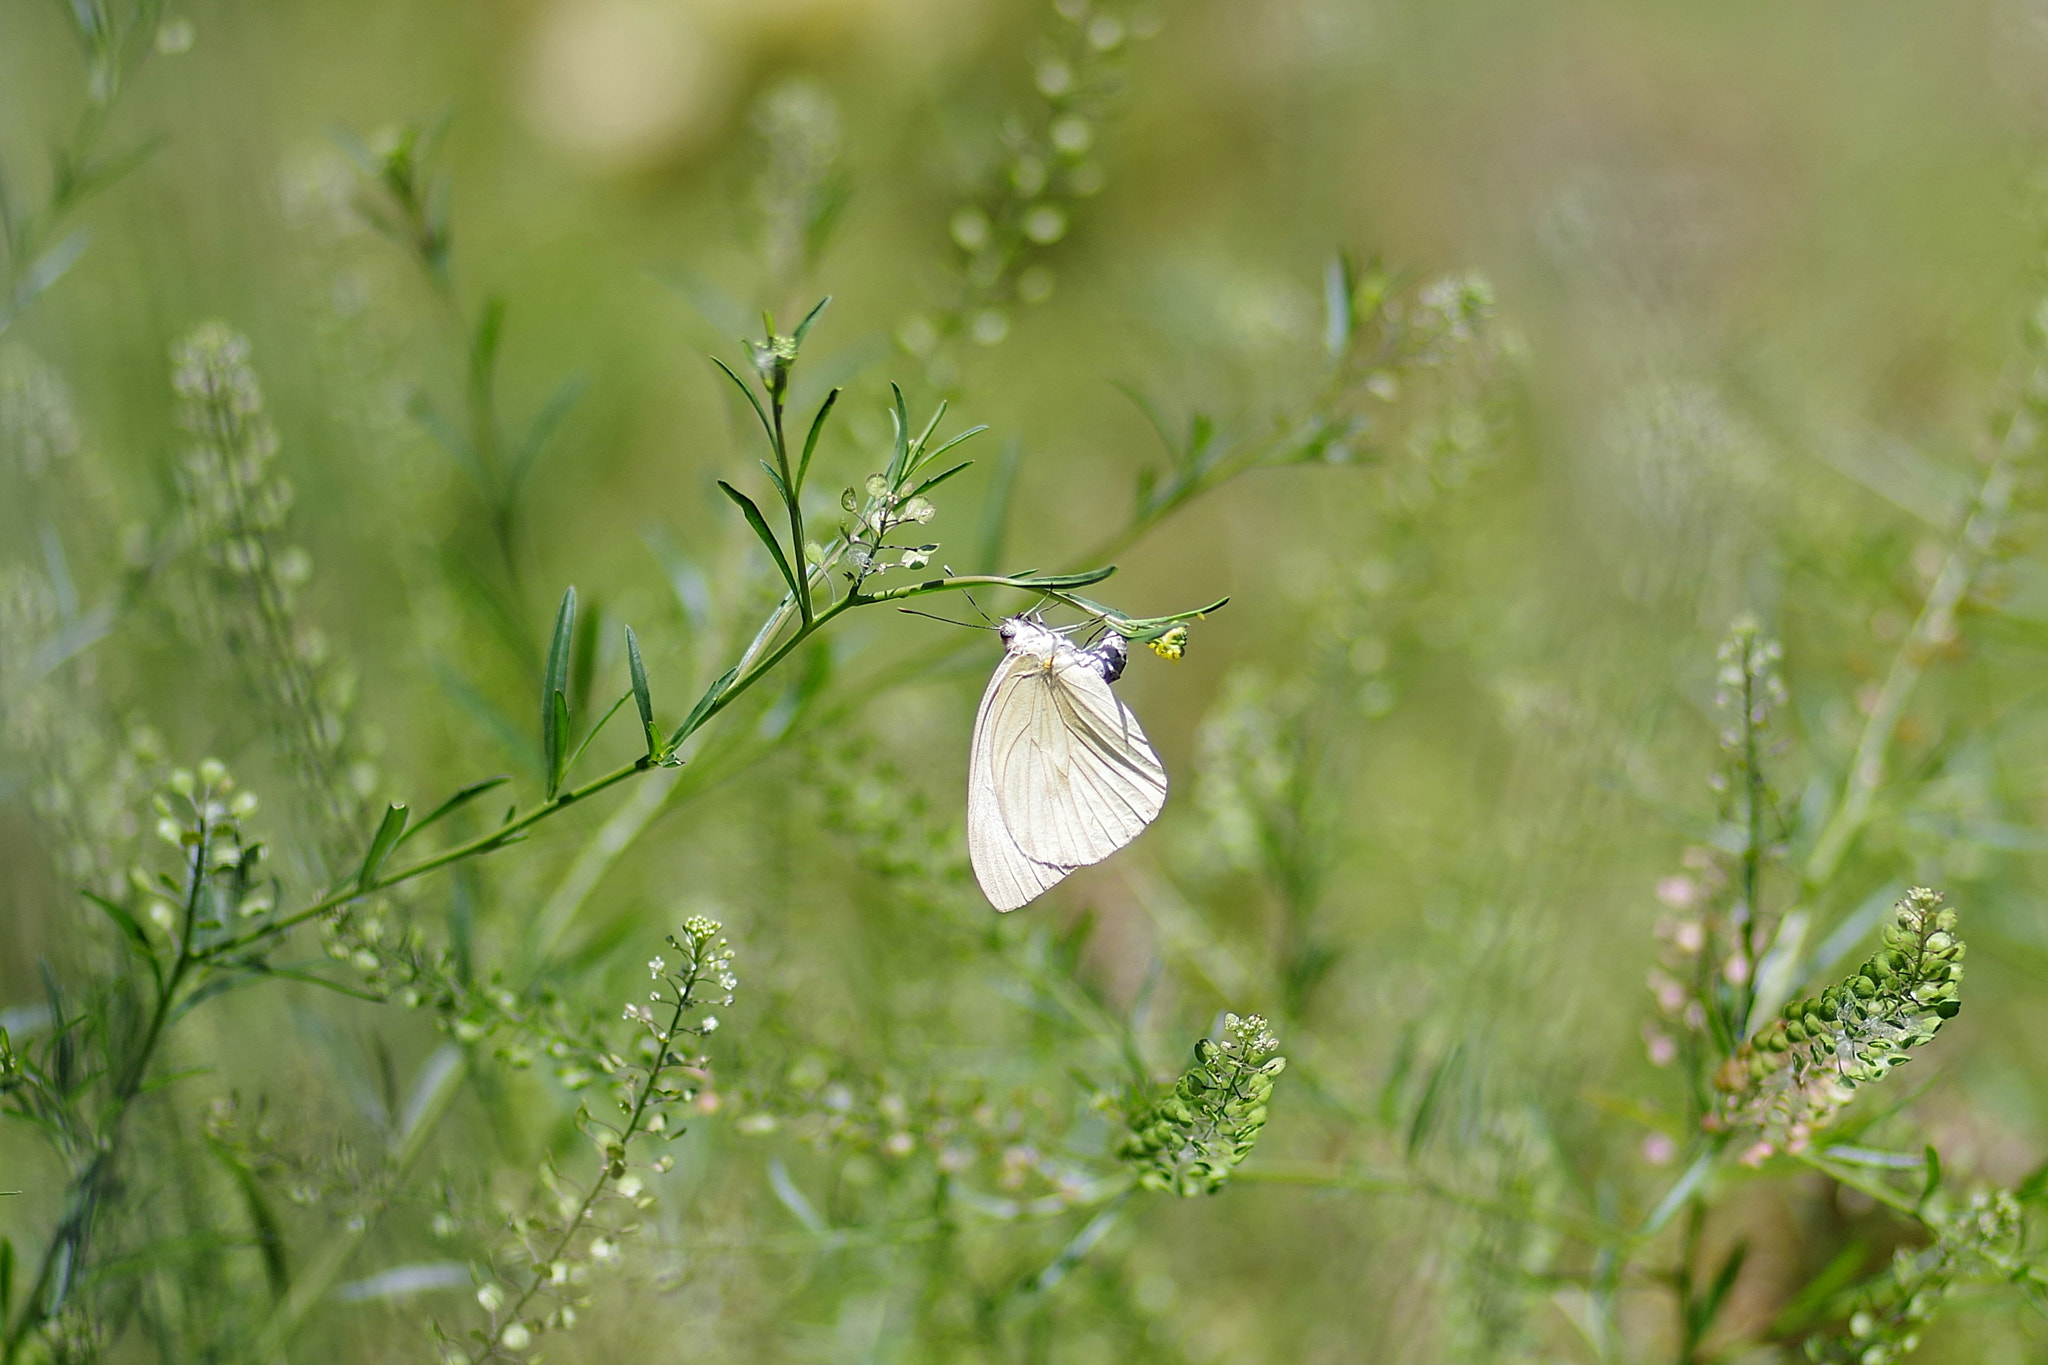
[991,643,1167,868]
[969,650,1079,911]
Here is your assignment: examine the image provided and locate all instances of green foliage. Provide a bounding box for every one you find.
[1119,1014,1285,1198]
[11,3,2048,1363]
[1804,1190,2028,1364]
[1713,890,1964,1157]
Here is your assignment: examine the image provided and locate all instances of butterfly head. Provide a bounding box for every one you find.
[998,613,1065,662]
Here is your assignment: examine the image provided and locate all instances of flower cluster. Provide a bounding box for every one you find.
[447,919,736,1362]
[899,0,1156,378]
[1709,889,1963,1157]
[838,473,939,581]
[0,570,169,904]
[1,343,83,478]
[746,78,847,293]
[139,760,270,947]
[1804,1189,2022,1364]
[172,323,372,848]
[1119,1014,1285,1197]
[1643,621,1791,1083]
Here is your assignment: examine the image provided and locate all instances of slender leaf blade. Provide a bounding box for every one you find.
[509,372,588,492]
[717,481,800,597]
[541,586,578,795]
[668,666,739,748]
[547,690,572,798]
[791,294,831,347]
[797,387,840,491]
[710,356,775,451]
[626,625,661,758]
[357,803,410,892]
[396,776,512,848]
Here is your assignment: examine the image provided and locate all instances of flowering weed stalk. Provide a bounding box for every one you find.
[450,918,735,1363]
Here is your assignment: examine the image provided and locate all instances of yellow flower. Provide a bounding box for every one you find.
[1147,625,1189,660]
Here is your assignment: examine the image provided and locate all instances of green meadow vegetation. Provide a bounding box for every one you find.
[7,0,2048,1360]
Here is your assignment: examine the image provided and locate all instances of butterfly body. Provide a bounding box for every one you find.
[967,614,1165,911]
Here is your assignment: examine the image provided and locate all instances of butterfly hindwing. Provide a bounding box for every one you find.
[967,622,1168,910]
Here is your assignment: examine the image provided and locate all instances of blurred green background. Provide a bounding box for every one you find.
[8,0,2048,1360]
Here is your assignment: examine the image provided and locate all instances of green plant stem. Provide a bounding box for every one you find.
[1739,656,1763,1031]
[470,971,699,1362]
[1,812,209,1363]
[206,571,1118,959]
[1802,393,2034,893]
[767,378,811,626]
[1793,1152,1925,1220]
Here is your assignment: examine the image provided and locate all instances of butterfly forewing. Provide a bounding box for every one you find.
[978,634,1171,871]
[968,649,1080,911]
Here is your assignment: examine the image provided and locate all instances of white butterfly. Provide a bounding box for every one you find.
[968,613,1168,911]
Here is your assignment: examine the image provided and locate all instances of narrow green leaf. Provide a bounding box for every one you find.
[565,690,632,776]
[758,458,791,504]
[470,296,506,392]
[1770,1239,1870,1334]
[1008,567,1118,590]
[326,122,384,178]
[669,666,739,748]
[397,775,512,849]
[710,356,776,452]
[717,481,800,597]
[626,625,660,758]
[791,294,831,348]
[655,265,751,338]
[976,439,1021,573]
[547,690,572,799]
[214,1146,290,1301]
[357,803,410,892]
[917,423,988,470]
[887,383,911,484]
[1109,380,1181,459]
[80,890,151,957]
[80,891,158,988]
[10,229,91,314]
[908,399,948,473]
[1323,251,1357,360]
[570,592,602,717]
[541,586,577,793]
[508,371,588,492]
[797,387,841,492]
[904,460,974,502]
[407,391,488,493]
[1104,596,1231,640]
[1638,1150,1714,1239]
[1921,1144,1943,1205]
[1694,1239,1747,1338]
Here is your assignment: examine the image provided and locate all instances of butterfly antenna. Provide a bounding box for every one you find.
[958,589,995,624]
[897,607,987,630]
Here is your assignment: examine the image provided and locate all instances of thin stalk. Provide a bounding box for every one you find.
[1792,1153,1925,1220]
[1740,658,1762,1020]
[2,812,209,1363]
[469,974,698,1362]
[1803,387,2034,893]
[208,572,1112,959]
[767,375,811,626]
